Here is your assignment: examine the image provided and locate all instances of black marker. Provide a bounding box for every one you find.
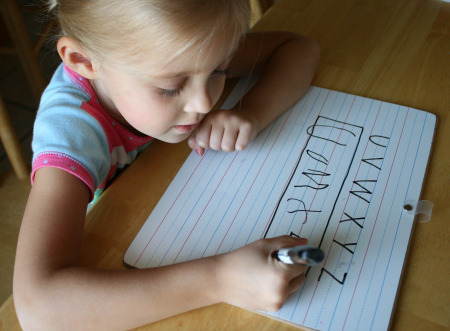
[274,245,324,266]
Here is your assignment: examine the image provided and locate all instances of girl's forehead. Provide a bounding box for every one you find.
[125,31,242,77]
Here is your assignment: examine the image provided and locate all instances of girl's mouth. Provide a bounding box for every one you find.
[174,123,198,133]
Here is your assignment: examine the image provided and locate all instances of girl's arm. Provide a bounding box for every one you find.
[189,31,320,154]
[229,31,321,131]
[14,167,307,330]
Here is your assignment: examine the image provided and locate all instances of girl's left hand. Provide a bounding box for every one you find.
[188,109,259,156]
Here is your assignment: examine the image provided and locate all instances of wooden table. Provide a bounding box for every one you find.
[1,0,448,329]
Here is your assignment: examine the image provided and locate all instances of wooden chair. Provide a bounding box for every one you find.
[251,0,274,27]
[0,0,51,179]
[0,0,47,100]
[0,95,29,179]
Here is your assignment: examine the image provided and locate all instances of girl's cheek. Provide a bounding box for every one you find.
[212,79,226,104]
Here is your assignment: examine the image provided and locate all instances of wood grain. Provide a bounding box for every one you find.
[1,0,448,329]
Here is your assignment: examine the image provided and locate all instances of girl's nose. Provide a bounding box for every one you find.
[184,85,213,114]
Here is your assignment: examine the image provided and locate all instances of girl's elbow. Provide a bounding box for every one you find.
[14,283,42,329]
[14,286,39,330]
[298,35,321,69]
[282,32,321,71]
[310,38,321,64]
[13,273,55,330]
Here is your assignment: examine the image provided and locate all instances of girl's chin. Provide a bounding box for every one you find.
[156,131,191,144]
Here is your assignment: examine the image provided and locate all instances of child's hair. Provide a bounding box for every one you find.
[47,0,251,67]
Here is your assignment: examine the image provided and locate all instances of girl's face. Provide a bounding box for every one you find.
[91,32,241,143]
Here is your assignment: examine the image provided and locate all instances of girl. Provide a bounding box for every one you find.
[13,0,320,329]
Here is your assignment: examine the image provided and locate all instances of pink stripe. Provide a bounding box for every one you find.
[64,65,96,98]
[64,64,152,153]
[32,152,96,200]
[81,102,152,153]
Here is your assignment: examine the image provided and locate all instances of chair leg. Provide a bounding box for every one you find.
[1,0,46,102]
[0,95,30,179]
[250,0,274,27]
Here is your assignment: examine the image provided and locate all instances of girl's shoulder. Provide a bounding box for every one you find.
[31,63,111,198]
[38,63,99,117]
[33,63,108,155]
[31,63,153,201]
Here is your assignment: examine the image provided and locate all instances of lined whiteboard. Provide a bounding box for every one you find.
[125,80,436,331]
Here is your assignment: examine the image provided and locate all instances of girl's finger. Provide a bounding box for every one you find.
[234,123,254,151]
[209,125,225,150]
[194,123,212,150]
[221,126,239,152]
[288,273,306,295]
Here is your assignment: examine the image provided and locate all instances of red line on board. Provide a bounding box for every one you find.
[298,96,355,237]
[341,109,409,330]
[262,89,331,238]
[301,96,362,323]
[215,106,295,254]
[173,152,240,263]
[133,152,207,266]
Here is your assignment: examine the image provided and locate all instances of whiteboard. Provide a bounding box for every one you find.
[125,80,436,331]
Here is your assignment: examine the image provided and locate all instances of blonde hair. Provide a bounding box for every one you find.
[47,0,250,67]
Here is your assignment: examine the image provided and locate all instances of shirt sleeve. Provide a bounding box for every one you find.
[31,67,111,201]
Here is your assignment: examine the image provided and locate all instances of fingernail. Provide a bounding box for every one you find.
[195,148,204,156]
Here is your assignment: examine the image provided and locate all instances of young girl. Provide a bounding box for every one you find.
[13,0,320,329]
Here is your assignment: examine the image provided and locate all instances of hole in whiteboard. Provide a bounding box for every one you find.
[403,204,413,211]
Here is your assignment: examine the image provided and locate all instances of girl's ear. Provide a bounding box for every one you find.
[57,36,99,79]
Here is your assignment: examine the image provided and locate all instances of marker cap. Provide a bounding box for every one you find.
[276,246,324,266]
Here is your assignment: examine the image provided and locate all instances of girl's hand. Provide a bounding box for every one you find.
[214,236,308,312]
[188,109,259,156]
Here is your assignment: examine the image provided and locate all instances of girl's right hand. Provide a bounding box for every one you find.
[188,108,259,156]
[214,236,308,312]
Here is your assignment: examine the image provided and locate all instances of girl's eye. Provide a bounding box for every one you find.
[157,88,181,98]
[212,68,230,77]
[156,69,228,97]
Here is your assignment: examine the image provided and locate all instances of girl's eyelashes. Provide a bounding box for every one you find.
[213,67,230,77]
[156,78,186,98]
[157,87,181,97]
[156,67,229,98]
